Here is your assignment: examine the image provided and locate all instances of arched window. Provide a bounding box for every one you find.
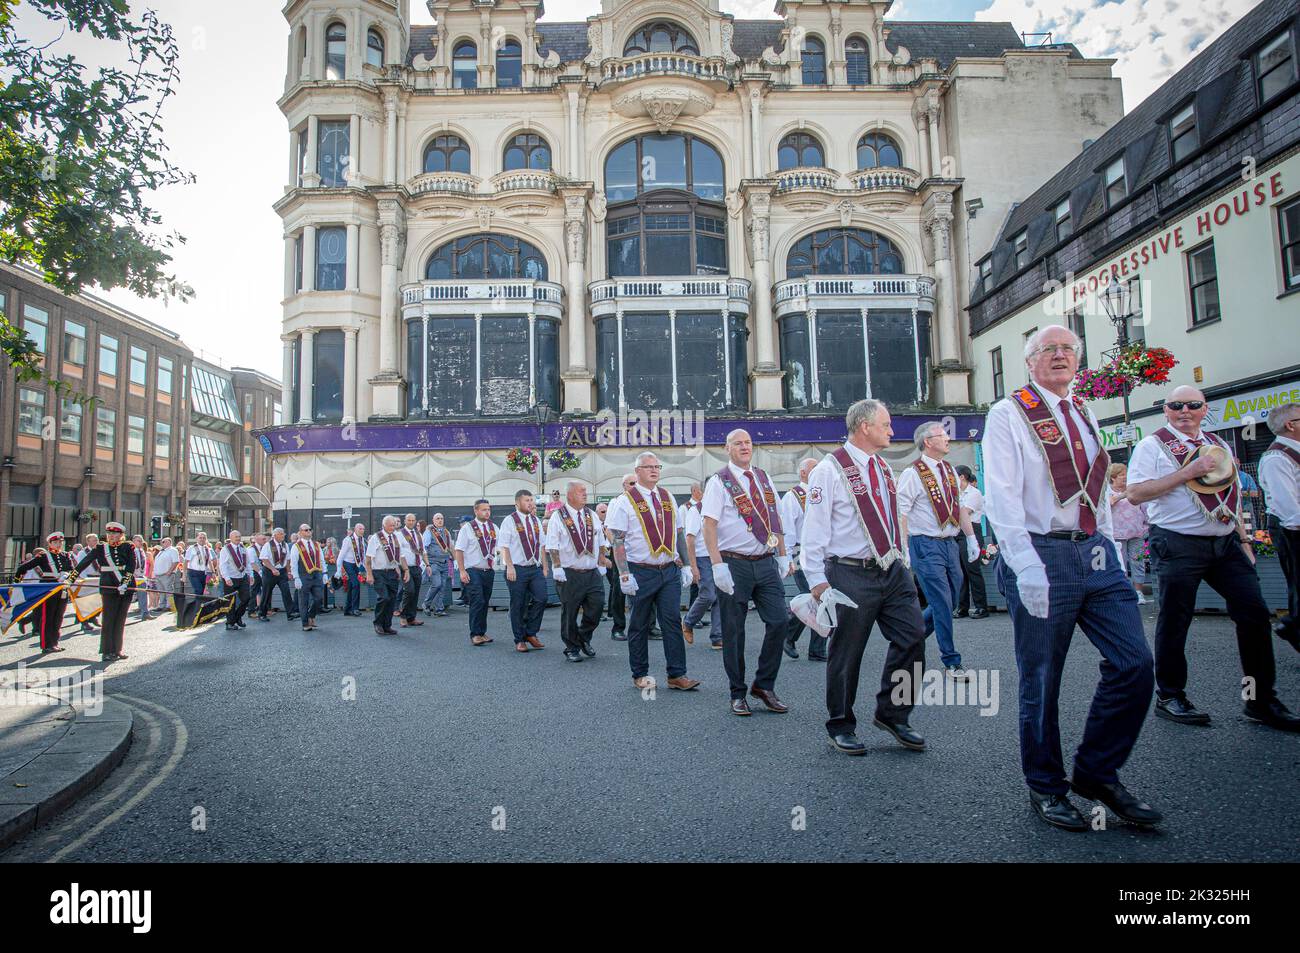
[856,132,902,169]
[453,41,477,89]
[623,22,698,55]
[366,28,385,69]
[801,35,826,85]
[846,36,870,86]
[778,132,825,170]
[496,39,522,87]
[423,134,471,174]
[503,133,551,171]
[603,133,726,278]
[786,227,905,278]
[325,22,347,80]
[424,234,548,281]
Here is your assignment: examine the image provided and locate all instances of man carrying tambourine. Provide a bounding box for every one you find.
[1126,385,1300,732]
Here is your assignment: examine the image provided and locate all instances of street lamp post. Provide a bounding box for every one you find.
[1100,276,1135,447]
[533,402,553,497]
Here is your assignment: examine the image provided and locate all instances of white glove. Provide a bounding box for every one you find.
[794,588,860,636]
[551,566,567,584]
[775,555,792,577]
[965,535,980,563]
[1016,565,1050,619]
[596,565,606,577]
[118,582,129,595]
[294,578,303,590]
[712,562,735,595]
[619,573,639,596]
[680,566,693,590]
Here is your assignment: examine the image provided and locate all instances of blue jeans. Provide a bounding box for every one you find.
[421,560,452,611]
[341,561,362,613]
[996,533,1153,796]
[627,563,687,680]
[187,569,209,602]
[683,555,721,639]
[910,534,964,668]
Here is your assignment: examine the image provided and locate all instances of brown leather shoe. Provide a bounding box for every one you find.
[750,686,789,713]
[730,698,752,716]
[667,676,700,691]
[515,642,529,653]
[471,635,490,646]
[633,676,655,691]
[525,635,544,649]
[681,623,694,645]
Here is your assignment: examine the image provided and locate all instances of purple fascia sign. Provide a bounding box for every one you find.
[257,412,987,456]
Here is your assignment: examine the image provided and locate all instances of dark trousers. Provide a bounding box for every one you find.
[627,563,687,680]
[464,567,494,638]
[825,560,927,736]
[719,554,788,700]
[607,570,626,632]
[400,564,424,622]
[959,527,989,613]
[372,568,401,630]
[99,583,133,657]
[784,567,827,657]
[247,571,262,608]
[297,571,324,627]
[342,561,362,613]
[223,576,250,625]
[1270,516,1299,638]
[259,567,295,619]
[506,564,547,642]
[558,568,604,651]
[997,533,1153,796]
[38,593,68,651]
[1149,526,1275,701]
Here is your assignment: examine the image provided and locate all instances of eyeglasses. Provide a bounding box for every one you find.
[1030,344,1081,358]
[636,464,662,470]
[1165,401,1205,411]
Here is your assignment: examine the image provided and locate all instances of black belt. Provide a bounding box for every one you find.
[628,561,674,570]
[720,550,773,562]
[565,567,595,574]
[827,556,884,571]
[1036,531,1094,542]
[373,567,398,574]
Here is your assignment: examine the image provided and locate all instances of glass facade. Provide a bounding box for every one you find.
[594,312,748,413]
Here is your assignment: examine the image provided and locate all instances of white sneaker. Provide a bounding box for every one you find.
[945,665,972,681]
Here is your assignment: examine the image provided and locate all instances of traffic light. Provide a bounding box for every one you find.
[150,516,162,541]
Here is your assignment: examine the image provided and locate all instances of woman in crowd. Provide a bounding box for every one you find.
[1108,462,1150,604]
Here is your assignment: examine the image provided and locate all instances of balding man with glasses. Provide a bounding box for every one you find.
[1258,401,1300,653]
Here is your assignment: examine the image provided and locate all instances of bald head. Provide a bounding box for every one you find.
[1164,384,1208,435]
[726,429,754,467]
[798,456,818,482]
[1169,384,1205,403]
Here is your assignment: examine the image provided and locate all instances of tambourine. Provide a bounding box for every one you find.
[1184,444,1236,494]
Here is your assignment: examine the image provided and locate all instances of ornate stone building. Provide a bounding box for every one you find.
[267,0,1123,529]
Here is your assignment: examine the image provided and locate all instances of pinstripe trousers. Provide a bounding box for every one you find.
[996,533,1154,796]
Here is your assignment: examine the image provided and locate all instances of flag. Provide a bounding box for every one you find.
[69,579,104,623]
[178,592,234,629]
[1,581,65,635]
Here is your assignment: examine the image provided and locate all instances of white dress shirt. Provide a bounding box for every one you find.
[1127,430,1235,537]
[185,545,215,573]
[896,454,962,538]
[982,385,1116,575]
[455,520,498,571]
[1259,436,1300,529]
[778,484,808,554]
[218,543,252,580]
[960,485,986,524]
[398,526,429,569]
[288,539,325,576]
[259,538,290,569]
[337,533,366,567]
[545,504,604,570]
[701,463,778,557]
[681,503,710,559]
[152,546,179,578]
[800,441,900,590]
[498,511,545,566]
[365,531,411,570]
[604,485,678,566]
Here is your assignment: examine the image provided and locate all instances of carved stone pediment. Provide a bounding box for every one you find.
[611,86,714,132]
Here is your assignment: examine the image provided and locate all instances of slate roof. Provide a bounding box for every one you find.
[978,0,1300,299]
[405,18,1036,67]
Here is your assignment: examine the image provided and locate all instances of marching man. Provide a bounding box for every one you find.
[1258,401,1300,653]
[455,500,497,647]
[896,420,982,680]
[780,457,825,661]
[287,524,326,632]
[1125,385,1299,732]
[257,527,297,622]
[12,532,74,653]
[366,515,410,637]
[218,530,253,631]
[398,513,429,628]
[70,521,137,663]
[801,400,927,756]
[702,429,792,716]
[605,452,699,693]
[983,325,1159,831]
[335,523,367,617]
[682,481,722,651]
[546,481,607,663]
[498,489,550,653]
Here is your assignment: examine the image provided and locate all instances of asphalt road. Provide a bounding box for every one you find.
[2,596,1297,862]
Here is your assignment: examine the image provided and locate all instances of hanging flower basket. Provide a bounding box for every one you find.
[548,449,580,472]
[1073,345,1178,401]
[1253,529,1278,559]
[505,447,540,475]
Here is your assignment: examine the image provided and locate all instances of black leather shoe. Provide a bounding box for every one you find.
[563,649,583,663]
[970,608,990,620]
[1070,776,1162,827]
[649,629,662,640]
[1029,790,1088,832]
[872,717,925,751]
[827,733,866,755]
[1155,694,1211,725]
[374,625,388,636]
[1244,697,1300,732]
[1272,619,1299,653]
[782,638,799,660]
[952,609,968,619]
[730,698,752,716]
[580,641,596,658]
[611,630,627,642]
[808,651,829,662]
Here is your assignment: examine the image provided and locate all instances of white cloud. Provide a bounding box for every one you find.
[976,0,1259,109]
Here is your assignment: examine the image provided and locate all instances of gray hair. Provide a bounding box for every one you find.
[405,513,417,521]
[565,479,588,494]
[1268,401,1300,435]
[1023,324,1081,363]
[634,451,660,467]
[381,514,398,527]
[845,399,887,436]
[913,420,945,452]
